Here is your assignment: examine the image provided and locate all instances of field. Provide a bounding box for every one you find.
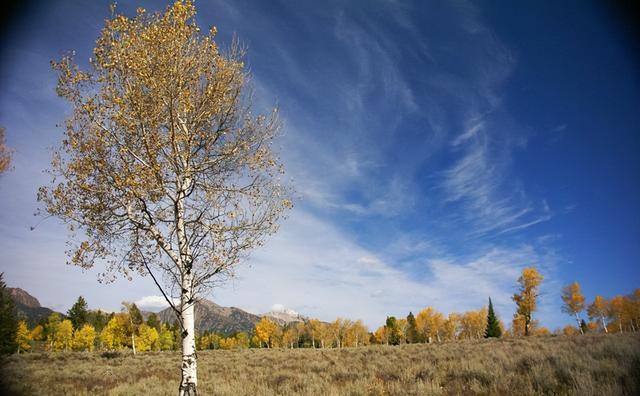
[1,334,639,396]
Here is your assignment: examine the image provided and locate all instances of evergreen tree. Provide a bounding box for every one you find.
[67,296,89,329]
[485,297,502,338]
[385,316,401,345]
[0,273,18,354]
[406,312,419,343]
[580,319,589,334]
[87,309,108,333]
[146,313,161,332]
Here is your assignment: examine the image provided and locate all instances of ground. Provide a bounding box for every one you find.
[1,334,639,395]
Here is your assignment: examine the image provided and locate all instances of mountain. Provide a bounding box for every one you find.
[262,308,306,326]
[157,299,261,335]
[7,287,59,326]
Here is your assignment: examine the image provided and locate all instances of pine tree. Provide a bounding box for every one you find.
[385,316,401,345]
[0,273,18,354]
[580,319,589,334]
[67,296,89,329]
[485,297,502,338]
[406,312,419,343]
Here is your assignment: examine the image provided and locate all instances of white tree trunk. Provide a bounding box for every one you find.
[179,297,197,396]
[601,316,608,333]
[575,313,584,335]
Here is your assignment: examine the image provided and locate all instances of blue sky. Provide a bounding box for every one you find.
[0,0,638,330]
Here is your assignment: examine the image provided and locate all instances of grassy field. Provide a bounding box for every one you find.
[1,334,639,395]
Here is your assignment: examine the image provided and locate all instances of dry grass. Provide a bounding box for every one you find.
[1,334,639,395]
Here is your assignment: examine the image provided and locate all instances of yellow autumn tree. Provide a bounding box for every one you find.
[255,318,279,348]
[136,324,159,352]
[587,295,609,333]
[45,313,61,350]
[30,324,44,342]
[282,326,299,349]
[15,320,32,353]
[101,314,130,350]
[159,324,175,351]
[512,267,543,336]
[53,319,74,352]
[442,313,460,341]
[561,281,586,334]
[318,322,334,348]
[459,308,488,340]
[416,307,445,343]
[307,319,323,348]
[73,324,96,352]
[608,295,626,333]
[235,332,250,349]
[344,320,369,347]
[40,1,291,393]
[373,325,388,345]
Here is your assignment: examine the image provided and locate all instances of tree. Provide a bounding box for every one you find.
[255,318,279,348]
[512,267,543,336]
[146,312,161,332]
[416,307,446,343]
[122,302,143,354]
[307,319,322,348]
[344,320,368,347]
[442,313,460,341]
[73,324,97,351]
[68,296,89,330]
[45,313,62,350]
[405,312,419,343]
[561,282,586,334]
[30,324,44,342]
[372,325,388,345]
[16,320,32,353]
[580,319,589,334]
[53,319,74,352]
[385,317,401,345]
[87,309,109,333]
[40,2,291,393]
[137,324,160,352]
[485,298,502,338]
[587,295,609,333]
[0,127,11,174]
[0,273,18,354]
[282,326,299,349]
[101,314,130,350]
[608,295,626,333]
[460,308,488,339]
[159,323,175,351]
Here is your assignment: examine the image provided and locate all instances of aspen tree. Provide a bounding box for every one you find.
[40,2,290,393]
[561,282,586,334]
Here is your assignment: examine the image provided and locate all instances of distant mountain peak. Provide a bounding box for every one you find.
[8,287,41,308]
[157,298,260,335]
[7,287,59,327]
[261,304,307,325]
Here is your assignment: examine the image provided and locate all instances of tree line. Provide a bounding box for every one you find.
[2,268,639,355]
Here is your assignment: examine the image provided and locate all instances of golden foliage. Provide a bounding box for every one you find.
[40,0,291,292]
[53,320,74,352]
[16,321,32,353]
[561,281,586,316]
[73,324,97,352]
[255,318,279,348]
[512,267,543,336]
[0,127,11,174]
